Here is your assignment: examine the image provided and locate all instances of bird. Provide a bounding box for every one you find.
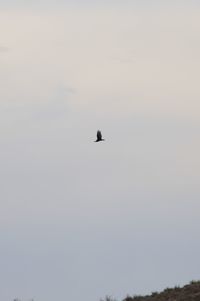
[94,130,105,142]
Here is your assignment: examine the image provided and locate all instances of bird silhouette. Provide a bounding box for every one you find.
[95,130,105,142]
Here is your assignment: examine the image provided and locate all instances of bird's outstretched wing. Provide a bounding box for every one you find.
[97,130,102,140]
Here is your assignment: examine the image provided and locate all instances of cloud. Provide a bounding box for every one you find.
[0,84,76,129]
[0,5,200,301]
[0,45,9,52]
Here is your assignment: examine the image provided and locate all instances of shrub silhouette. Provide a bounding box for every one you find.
[101,281,200,301]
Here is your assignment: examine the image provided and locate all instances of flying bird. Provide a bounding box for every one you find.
[95,130,105,142]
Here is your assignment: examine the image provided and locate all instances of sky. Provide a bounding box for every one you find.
[0,1,200,301]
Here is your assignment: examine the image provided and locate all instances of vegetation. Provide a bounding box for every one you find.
[101,281,200,301]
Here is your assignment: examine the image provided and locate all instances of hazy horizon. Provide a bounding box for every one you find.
[0,1,200,301]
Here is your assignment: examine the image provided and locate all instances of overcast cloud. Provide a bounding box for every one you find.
[0,2,200,301]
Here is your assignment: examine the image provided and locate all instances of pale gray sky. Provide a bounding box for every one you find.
[0,2,200,301]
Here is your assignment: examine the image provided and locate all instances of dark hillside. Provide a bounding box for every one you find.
[123,281,200,301]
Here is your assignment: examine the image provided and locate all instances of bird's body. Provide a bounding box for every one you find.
[95,130,105,142]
